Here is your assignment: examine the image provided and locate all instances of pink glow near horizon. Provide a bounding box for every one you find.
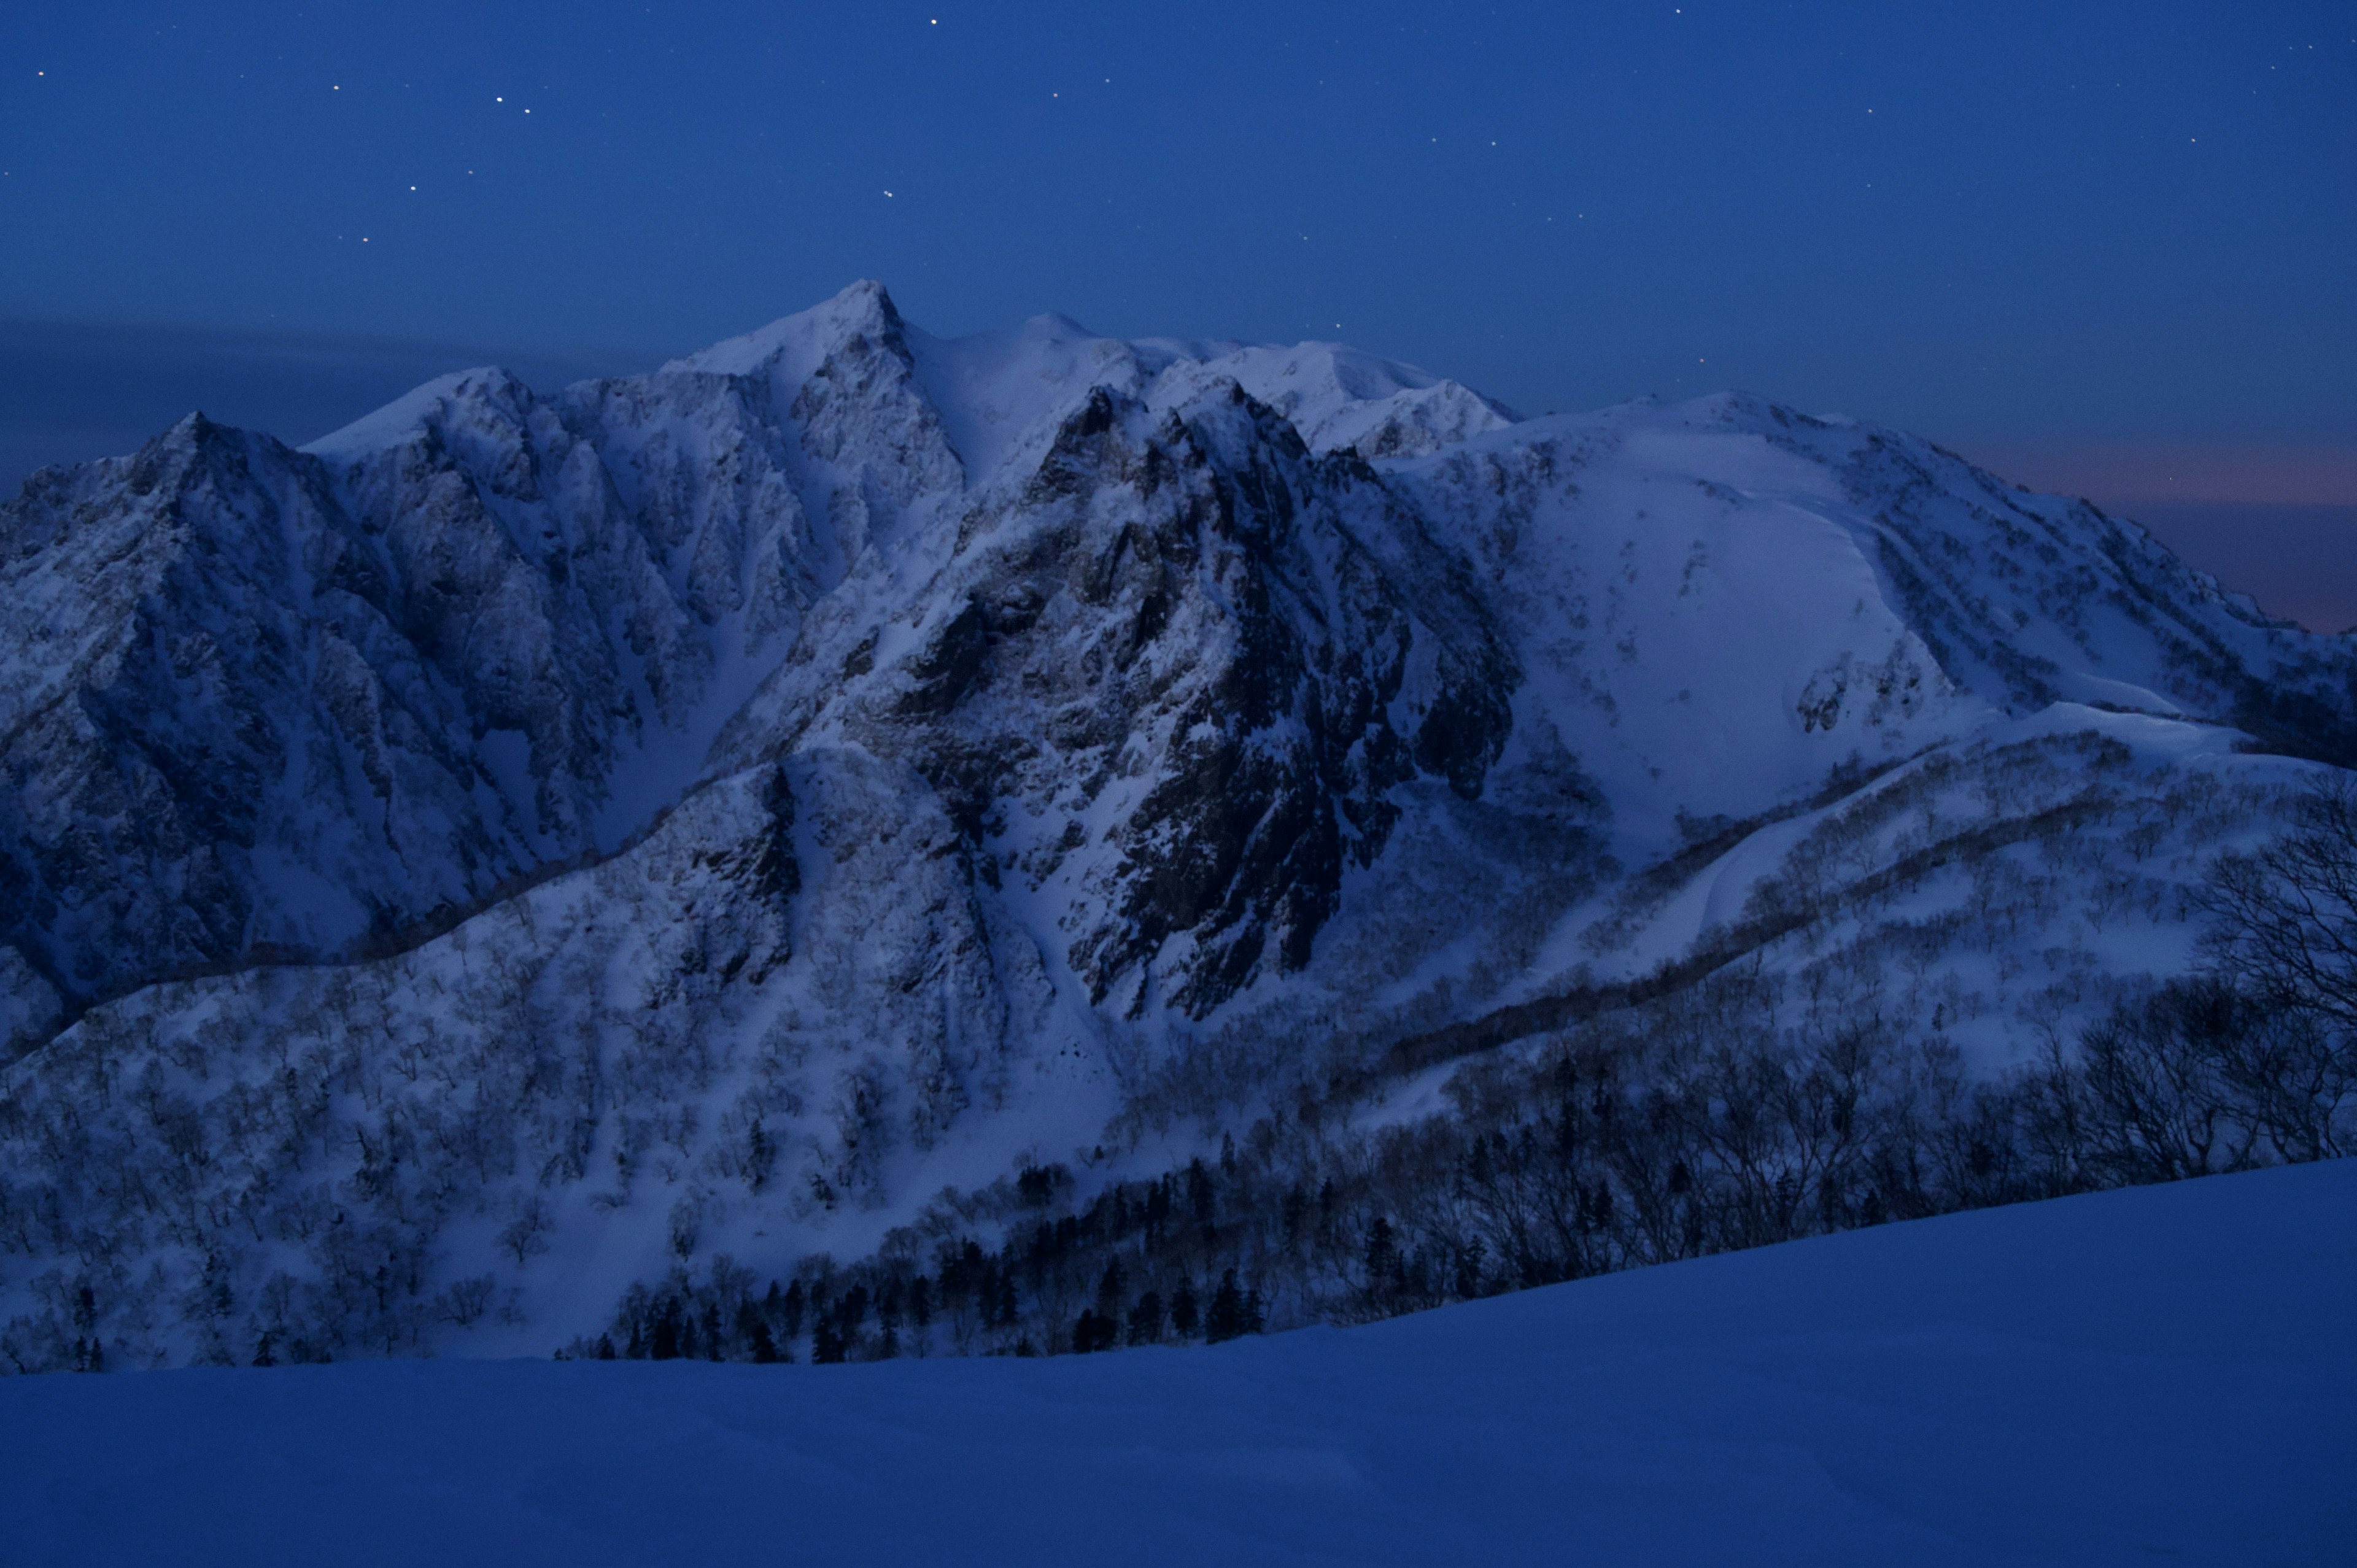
[1961,442,2357,508]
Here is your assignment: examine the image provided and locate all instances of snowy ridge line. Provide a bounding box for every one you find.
[22,782,714,1048]
[1594,749,1930,935]
[26,851,608,1030]
[1371,786,2115,1086]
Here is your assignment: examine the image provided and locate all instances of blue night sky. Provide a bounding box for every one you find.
[4,2,2352,620]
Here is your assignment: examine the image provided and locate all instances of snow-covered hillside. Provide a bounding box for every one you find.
[1,281,2351,1370]
[4,1161,2348,1567]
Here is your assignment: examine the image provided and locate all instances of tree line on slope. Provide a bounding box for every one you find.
[2,757,2342,1376]
[571,778,2357,1367]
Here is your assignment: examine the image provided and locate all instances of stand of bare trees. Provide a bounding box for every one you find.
[582,778,2357,1367]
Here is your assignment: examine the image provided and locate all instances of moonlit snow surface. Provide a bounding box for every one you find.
[6,1162,2350,1567]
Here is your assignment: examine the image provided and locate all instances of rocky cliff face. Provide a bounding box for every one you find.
[0,284,1545,1039]
[1,282,2350,1370]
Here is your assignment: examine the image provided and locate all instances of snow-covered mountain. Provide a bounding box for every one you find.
[1,281,2348,1370]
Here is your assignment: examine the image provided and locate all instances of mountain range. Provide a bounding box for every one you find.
[1,281,2347,1370]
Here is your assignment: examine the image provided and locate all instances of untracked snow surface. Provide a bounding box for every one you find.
[5,1161,2349,1567]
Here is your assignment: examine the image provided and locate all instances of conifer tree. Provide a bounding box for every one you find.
[1072,1310,1117,1353]
[1170,1280,1200,1338]
[812,1318,846,1364]
[909,1275,933,1331]
[1207,1269,1253,1342]
[1186,1159,1215,1226]
[1364,1215,1399,1299]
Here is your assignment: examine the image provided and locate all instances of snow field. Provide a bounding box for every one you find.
[3,1159,2348,1567]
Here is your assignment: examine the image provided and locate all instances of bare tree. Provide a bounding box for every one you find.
[2204,777,2357,1032]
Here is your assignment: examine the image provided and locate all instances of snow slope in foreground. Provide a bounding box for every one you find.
[6,1161,2351,1568]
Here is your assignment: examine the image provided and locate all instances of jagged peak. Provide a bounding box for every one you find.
[666,279,908,382]
[1142,339,1520,460]
[138,409,265,458]
[301,366,535,463]
[109,409,287,490]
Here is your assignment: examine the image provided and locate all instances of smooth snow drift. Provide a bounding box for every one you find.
[4,1160,2348,1567]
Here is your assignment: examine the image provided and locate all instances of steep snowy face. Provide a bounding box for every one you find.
[0,415,549,1016]
[306,367,721,848]
[0,283,1533,1040]
[704,379,1521,1016]
[1392,392,2357,837]
[6,280,2354,1041]
[0,355,834,1032]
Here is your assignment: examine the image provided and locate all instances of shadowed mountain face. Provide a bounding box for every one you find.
[0,284,1525,1030]
[0,282,2351,1369]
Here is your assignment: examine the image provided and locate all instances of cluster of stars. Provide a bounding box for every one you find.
[312,84,536,250]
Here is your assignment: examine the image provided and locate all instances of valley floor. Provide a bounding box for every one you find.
[4,1161,2350,1567]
